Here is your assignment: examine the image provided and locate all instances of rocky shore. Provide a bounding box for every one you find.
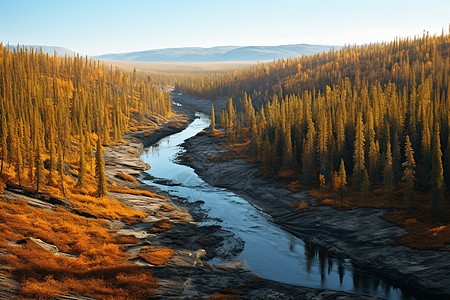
[1,100,377,299]
[101,104,376,299]
[175,93,450,299]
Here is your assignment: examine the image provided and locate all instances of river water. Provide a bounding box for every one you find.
[141,112,415,300]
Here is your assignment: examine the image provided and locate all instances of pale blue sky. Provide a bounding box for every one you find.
[1,0,449,55]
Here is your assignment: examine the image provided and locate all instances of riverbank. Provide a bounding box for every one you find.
[175,93,450,299]
[0,103,375,299]
[101,104,377,299]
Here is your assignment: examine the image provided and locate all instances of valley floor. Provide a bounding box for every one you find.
[175,93,450,299]
[0,103,374,299]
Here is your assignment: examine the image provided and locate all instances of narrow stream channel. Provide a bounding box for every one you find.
[140,112,415,300]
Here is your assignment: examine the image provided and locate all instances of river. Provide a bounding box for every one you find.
[140,112,416,300]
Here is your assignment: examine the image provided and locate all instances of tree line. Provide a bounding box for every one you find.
[175,29,450,217]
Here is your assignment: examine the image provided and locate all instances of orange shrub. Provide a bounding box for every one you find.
[116,173,137,182]
[109,185,166,199]
[150,219,173,233]
[0,198,158,299]
[161,204,175,212]
[140,247,174,265]
[320,199,334,206]
[69,193,147,221]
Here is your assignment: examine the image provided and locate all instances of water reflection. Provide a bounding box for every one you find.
[140,113,418,300]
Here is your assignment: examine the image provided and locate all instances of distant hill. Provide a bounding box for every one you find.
[93,44,338,63]
[5,45,76,57]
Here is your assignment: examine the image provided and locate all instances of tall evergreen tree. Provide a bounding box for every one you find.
[35,141,44,193]
[338,159,347,206]
[302,117,316,184]
[402,135,416,213]
[58,142,66,197]
[95,136,107,198]
[76,132,86,188]
[210,104,216,132]
[430,127,444,217]
[0,109,7,175]
[353,113,366,190]
[383,142,395,204]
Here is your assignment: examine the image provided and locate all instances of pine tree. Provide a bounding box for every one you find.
[35,141,44,193]
[368,139,380,184]
[210,104,216,132]
[319,174,326,200]
[0,109,7,175]
[430,128,444,217]
[383,142,395,204]
[95,136,107,198]
[402,135,416,213]
[302,117,316,184]
[353,113,366,190]
[445,133,450,187]
[76,132,86,188]
[16,120,24,186]
[282,124,293,168]
[58,142,66,197]
[338,159,347,206]
[361,169,370,203]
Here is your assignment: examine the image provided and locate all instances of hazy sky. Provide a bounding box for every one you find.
[1,0,449,56]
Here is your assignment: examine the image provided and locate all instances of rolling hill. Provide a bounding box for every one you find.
[5,44,76,57]
[93,44,338,63]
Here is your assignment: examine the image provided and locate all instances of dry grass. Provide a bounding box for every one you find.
[170,213,189,220]
[116,172,137,182]
[139,247,174,265]
[208,130,224,137]
[0,198,157,299]
[291,200,308,211]
[69,193,147,221]
[383,211,450,250]
[307,186,450,250]
[161,204,175,212]
[109,185,167,200]
[150,219,173,233]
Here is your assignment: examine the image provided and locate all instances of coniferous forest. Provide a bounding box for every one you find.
[2,26,450,299]
[0,44,170,193]
[174,31,450,225]
[0,44,173,298]
[4,0,450,297]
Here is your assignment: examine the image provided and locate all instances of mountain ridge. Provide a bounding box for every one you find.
[93,44,339,63]
[5,44,76,57]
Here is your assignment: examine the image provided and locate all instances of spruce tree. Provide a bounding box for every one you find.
[0,109,7,175]
[338,159,347,206]
[95,136,107,198]
[210,104,216,132]
[402,135,416,213]
[430,128,444,217]
[58,142,66,197]
[353,113,366,190]
[35,141,44,193]
[383,142,395,204]
[76,132,86,188]
[302,117,316,184]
